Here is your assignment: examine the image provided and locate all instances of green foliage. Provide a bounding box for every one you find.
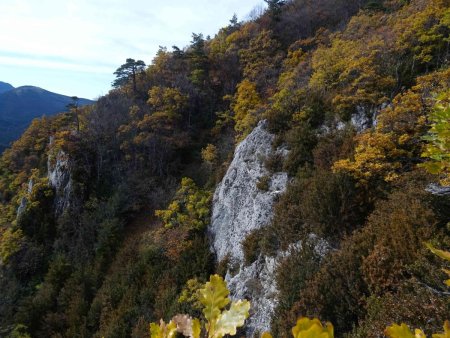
[264,0,286,22]
[112,58,146,93]
[264,167,365,256]
[421,91,450,185]
[16,175,55,245]
[188,33,209,88]
[283,123,317,175]
[0,228,23,264]
[287,175,445,335]
[155,178,211,231]
[118,101,189,174]
[8,324,31,338]
[271,240,322,337]
[87,230,212,338]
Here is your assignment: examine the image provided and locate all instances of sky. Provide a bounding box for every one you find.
[0,0,265,100]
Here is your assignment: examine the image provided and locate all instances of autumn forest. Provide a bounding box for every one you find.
[0,0,449,337]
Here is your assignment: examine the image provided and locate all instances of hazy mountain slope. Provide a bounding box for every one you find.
[0,85,93,151]
[0,81,14,94]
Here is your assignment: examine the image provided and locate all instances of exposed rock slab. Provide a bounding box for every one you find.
[17,178,33,217]
[48,148,73,215]
[426,183,450,196]
[209,120,289,335]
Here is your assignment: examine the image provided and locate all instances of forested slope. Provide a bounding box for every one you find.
[0,0,449,337]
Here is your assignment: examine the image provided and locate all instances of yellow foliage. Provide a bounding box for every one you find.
[292,318,334,338]
[150,275,250,338]
[333,132,402,185]
[395,0,450,66]
[198,275,250,338]
[385,321,450,338]
[426,243,450,286]
[261,317,333,338]
[310,36,394,114]
[147,86,188,116]
[225,21,260,53]
[433,321,450,338]
[201,144,218,164]
[150,320,177,338]
[178,278,204,310]
[261,332,273,338]
[155,177,211,231]
[198,274,230,323]
[385,323,425,338]
[333,69,450,185]
[231,79,264,141]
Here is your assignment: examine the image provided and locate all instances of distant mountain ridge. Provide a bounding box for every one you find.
[0,81,14,94]
[0,82,93,152]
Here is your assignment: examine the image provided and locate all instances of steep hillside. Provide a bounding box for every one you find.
[0,85,93,152]
[0,0,449,337]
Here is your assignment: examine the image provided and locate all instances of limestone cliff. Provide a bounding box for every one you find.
[16,178,33,217]
[209,120,289,335]
[47,144,73,216]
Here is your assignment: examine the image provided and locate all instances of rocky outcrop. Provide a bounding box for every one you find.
[225,244,297,335]
[48,149,73,216]
[17,178,33,217]
[319,103,388,136]
[351,103,388,132]
[209,120,289,335]
[426,183,450,196]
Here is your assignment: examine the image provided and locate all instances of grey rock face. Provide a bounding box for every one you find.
[17,178,34,217]
[426,183,450,196]
[351,103,388,133]
[351,105,376,132]
[48,149,73,215]
[17,197,27,217]
[318,103,388,136]
[209,120,289,335]
[225,244,298,335]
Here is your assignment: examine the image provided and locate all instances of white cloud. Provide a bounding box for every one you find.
[0,55,112,74]
[0,0,265,97]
